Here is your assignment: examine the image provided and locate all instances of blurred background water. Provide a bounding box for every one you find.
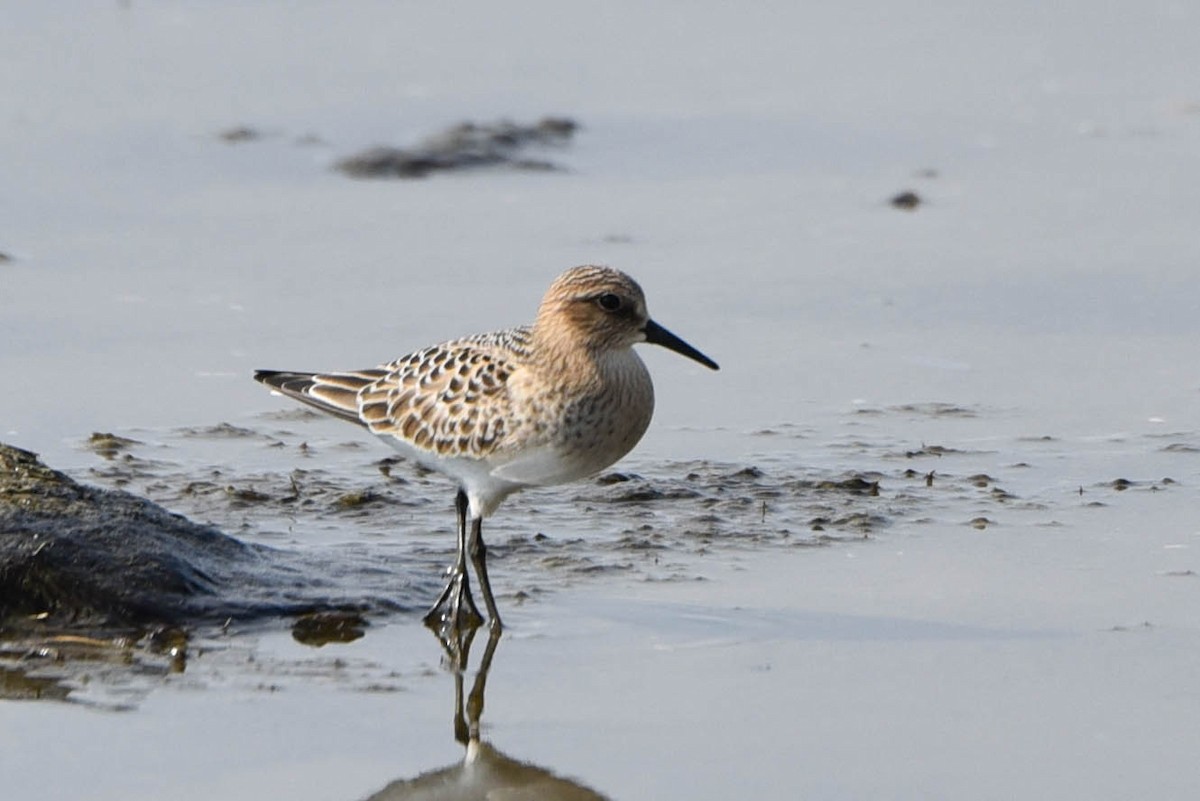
[2,3,1198,799]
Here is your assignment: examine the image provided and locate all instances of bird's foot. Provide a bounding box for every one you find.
[423,569,484,633]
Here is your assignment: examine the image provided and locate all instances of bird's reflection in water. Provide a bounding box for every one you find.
[362,624,610,801]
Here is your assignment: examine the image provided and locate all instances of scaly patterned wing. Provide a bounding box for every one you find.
[357,327,533,459]
[256,328,532,458]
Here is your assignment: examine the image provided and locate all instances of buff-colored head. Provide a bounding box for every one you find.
[534,265,719,369]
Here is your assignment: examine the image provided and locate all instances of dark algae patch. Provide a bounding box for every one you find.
[0,443,414,637]
[336,116,578,179]
[1,443,233,629]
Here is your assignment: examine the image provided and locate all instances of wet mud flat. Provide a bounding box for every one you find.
[4,400,1191,709]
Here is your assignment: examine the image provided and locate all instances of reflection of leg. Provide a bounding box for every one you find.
[449,625,480,745]
[467,516,503,629]
[437,622,499,745]
[466,626,502,741]
[424,489,483,630]
[433,612,478,671]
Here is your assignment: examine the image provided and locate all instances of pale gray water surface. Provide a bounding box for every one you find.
[3,2,1199,799]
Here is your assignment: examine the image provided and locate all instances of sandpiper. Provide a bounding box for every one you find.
[255,265,718,632]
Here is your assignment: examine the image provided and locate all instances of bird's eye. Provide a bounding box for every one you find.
[597,293,622,312]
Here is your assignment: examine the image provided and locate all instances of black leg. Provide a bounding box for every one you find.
[450,490,483,625]
[424,489,483,631]
[467,515,503,630]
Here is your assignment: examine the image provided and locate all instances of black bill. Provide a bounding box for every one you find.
[643,319,719,370]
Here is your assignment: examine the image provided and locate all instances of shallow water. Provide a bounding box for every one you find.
[3,2,1200,799]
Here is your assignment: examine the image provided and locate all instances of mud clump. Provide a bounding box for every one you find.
[292,610,367,647]
[333,489,383,510]
[85,432,142,460]
[890,190,922,210]
[1,662,72,702]
[815,476,881,496]
[336,116,578,179]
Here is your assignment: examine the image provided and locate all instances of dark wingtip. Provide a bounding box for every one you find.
[254,370,293,390]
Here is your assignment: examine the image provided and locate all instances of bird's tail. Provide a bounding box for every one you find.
[253,369,387,427]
